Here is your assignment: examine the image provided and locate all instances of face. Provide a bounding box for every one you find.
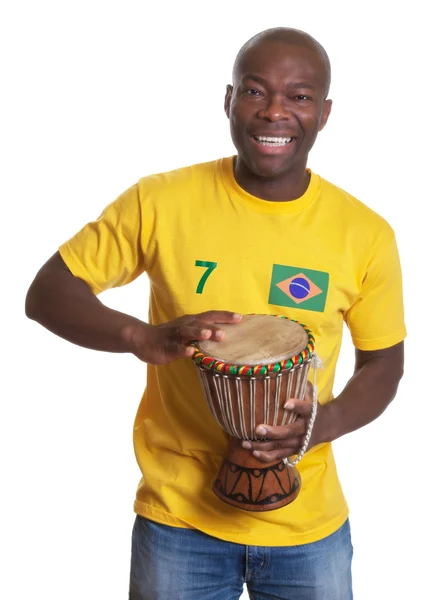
[225,41,332,180]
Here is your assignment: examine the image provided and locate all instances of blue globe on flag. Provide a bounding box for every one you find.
[289,277,311,300]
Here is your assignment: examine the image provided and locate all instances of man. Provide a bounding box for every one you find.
[25,27,405,599]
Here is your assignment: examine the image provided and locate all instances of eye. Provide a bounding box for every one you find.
[244,88,262,96]
[293,94,312,102]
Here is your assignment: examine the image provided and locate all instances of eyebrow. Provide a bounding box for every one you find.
[241,74,317,91]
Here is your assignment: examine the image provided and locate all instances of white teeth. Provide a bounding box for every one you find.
[254,136,292,146]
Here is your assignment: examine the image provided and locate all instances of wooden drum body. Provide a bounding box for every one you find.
[192,314,315,512]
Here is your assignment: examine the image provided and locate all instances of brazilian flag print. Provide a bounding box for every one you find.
[268,264,329,312]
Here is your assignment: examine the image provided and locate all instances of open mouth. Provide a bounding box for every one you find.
[253,135,294,147]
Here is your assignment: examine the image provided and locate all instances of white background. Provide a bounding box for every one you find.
[1,0,446,598]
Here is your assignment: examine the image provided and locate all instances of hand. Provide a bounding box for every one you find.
[241,381,319,463]
[121,310,242,365]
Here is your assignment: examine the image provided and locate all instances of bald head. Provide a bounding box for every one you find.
[232,27,331,97]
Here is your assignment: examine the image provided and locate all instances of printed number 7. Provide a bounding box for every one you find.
[195,260,218,294]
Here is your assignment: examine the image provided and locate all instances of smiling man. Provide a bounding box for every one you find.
[227,29,332,199]
[25,28,406,600]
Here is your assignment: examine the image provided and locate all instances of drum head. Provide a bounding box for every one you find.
[197,314,309,366]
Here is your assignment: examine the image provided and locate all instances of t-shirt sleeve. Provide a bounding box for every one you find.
[58,184,145,295]
[344,228,406,351]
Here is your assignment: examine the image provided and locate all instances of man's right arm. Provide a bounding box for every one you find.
[25,252,146,353]
[25,252,241,364]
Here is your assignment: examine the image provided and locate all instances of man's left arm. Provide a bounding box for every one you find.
[313,341,404,445]
[243,342,404,462]
[243,341,403,461]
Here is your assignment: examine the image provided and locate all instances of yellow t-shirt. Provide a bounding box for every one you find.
[59,157,406,546]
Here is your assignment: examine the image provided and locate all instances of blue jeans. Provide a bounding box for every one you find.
[129,516,353,599]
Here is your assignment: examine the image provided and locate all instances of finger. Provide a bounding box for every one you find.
[181,345,195,358]
[254,421,307,440]
[165,340,196,360]
[305,380,314,402]
[189,322,230,342]
[242,438,303,452]
[173,325,217,344]
[282,398,314,416]
[252,447,299,464]
[196,311,243,324]
[207,326,229,341]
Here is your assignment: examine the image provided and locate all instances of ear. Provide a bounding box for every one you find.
[224,84,233,118]
[318,99,332,131]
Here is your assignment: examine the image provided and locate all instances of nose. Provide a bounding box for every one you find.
[257,94,290,122]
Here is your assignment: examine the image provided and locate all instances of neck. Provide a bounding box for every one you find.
[233,156,310,201]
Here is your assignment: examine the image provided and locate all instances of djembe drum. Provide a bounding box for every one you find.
[191,314,317,512]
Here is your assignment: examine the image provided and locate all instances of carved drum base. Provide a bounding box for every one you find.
[213,438,301,511]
